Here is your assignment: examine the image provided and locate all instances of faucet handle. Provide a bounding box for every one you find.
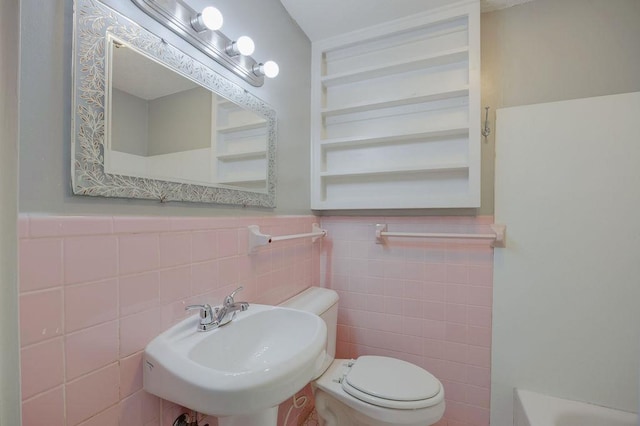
[223,286,244,307]
[185,304,213,324]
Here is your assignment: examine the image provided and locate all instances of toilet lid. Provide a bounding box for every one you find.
[341,356,442,410]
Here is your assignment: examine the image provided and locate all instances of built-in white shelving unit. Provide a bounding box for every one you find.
[311,1,480,209]
[214,98,268,189]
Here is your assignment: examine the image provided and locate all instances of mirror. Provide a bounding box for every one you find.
[106,39,269,190]
[72,0,276,207]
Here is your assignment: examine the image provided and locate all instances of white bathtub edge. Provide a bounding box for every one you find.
[514,388,637,426]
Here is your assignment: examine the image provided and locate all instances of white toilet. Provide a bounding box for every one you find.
[281,287,445,426]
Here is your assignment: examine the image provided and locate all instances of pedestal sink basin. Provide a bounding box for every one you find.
[143,304,327,426]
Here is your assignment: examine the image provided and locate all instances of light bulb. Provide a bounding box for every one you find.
[191,6,223,32]
[262,61,279,78]
[201,7,223,30]
[226,36,255,57]
[253,61,280,78]
[235,36,255,56]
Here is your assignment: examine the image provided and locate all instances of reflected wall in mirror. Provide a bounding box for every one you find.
[73,0,276,207]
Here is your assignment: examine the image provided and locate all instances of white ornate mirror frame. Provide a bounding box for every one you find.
[72,0,277,207]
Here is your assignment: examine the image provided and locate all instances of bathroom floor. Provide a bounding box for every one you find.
[301,409,319,426]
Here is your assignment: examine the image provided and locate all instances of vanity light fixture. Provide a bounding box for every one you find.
[226,36,255,56]
[190,6,223,32]
[131,0,277,87]
[253,61,280,78]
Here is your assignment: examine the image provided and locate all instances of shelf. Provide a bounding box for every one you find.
[319,126,469,150]
[321,47,469,87]
[324,19,469,61]
[216,150,266,161]
[321,87,468,117]
[312,194,478,210]
[216,121,266,133]
[320,163,469,179]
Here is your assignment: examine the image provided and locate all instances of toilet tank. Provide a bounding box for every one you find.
[280,287,339,379]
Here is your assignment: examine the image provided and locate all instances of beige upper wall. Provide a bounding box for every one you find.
[480,0,640,215]
[483,0,640,108]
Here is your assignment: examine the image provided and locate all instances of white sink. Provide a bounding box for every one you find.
[143,304,327,424]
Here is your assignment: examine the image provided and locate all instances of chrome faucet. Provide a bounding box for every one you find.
[214,286,249,326]
[185,286,249,332]
[185,303,216,331]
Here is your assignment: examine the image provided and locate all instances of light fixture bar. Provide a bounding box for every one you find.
[131,0,265,87]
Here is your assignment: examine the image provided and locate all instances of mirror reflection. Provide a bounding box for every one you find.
[105,39,269,191]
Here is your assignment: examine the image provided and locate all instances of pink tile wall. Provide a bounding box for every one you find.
[18,214,321,426]
[320,216,494,426]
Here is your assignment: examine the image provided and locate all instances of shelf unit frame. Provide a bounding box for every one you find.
[310,0,481,210]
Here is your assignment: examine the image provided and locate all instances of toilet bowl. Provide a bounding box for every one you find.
[281,287,445,426]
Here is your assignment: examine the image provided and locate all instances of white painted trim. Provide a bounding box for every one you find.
[0,0,22,422]
[313,0,478,50]
[466,0,482,207]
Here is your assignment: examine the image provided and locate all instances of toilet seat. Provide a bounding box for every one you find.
[340,356,442,410]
